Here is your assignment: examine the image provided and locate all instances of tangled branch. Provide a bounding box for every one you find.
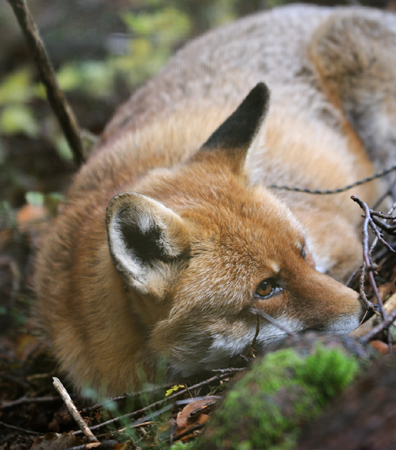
[352,195,396,345]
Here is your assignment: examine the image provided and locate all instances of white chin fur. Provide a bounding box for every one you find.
[170,318,305,376]
[168,316,359,377]
[327,316,361,334]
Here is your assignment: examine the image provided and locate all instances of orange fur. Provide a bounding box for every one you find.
[35,5,396,395]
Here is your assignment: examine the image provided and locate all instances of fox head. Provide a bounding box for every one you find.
[106,83,364,378]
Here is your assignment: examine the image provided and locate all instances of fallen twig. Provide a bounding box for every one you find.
[80,381,176,414]
[250,307,298,337]
[352,196,396,351]
[0,420,41,436]
[351,293,396,339]
[361,307,396,343]
[72,373,233,435]
[53,377,99,442]
[93,397,220,440]
[172,423,205,442]
[0,373,30,390]
[211,367,245,373]
[0,395,60,410]
[352,196,387,317]
[245,315,260,357]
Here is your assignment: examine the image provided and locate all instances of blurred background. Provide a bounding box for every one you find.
[0,1,396,447]
[0,0,395,351]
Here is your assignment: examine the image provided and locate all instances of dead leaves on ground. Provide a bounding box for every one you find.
[175,397,217,440]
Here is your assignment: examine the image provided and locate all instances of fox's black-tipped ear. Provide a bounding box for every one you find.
[194,82,270,172]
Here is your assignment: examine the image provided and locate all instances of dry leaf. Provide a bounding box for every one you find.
[369,340,390,356]
[176,397,217,434]
[17,204,48,229]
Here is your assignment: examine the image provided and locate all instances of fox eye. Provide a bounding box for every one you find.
[255,278,278,299]
[302,247,306,259]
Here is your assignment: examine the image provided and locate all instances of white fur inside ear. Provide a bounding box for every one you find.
[136,212,152,234]
[244,121,267,178]
[108,213,148,292]
[107,193,188,297]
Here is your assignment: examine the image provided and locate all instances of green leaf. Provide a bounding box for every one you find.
[26,191,44,207]
[55,135,74,161]
[122,7,190,43]
[57,64,82,91]
[0,68,33,104]
[0,105,39,137]
[165,384,185,396]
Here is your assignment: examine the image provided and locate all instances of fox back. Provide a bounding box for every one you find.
[35,5,396,395]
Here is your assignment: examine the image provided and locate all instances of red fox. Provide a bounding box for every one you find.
[35,5,396,395]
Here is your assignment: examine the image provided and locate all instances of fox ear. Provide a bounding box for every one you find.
[106,192,189,297]
[195,82,270,172]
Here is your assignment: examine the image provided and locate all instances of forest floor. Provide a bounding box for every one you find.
[2,1,396,449]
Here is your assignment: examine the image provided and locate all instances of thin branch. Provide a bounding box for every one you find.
[6,0,85,165]
[361,307,396,343]
[118,403,174,432]
[53,377,99,442]
[80,382,176,414]
[0,395,60,410]
[172,423,205,442]
[250,307,297,337]
[249,315,260,354]
[92,397,220,440]
[369,218,396,252]
[352,196,387,319]
[72,373,233,435]
[211,367,245,373]
[0,420,41,436]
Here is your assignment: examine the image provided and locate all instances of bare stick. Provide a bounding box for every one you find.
[361,307,396,343]
[251,315,260,350]
[172,423,205,442]
[211,367,245,373]
[0,420,42,435]
[72,372,233,435]
[351,293,396,338]
[352,196,387,319]
[80,381,176,414]
[53,377,99,443]
[6,0,85,165]
[250,308,298,337]
[0,395,60,410]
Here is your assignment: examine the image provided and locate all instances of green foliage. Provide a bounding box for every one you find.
[0,201,16,228]
[122,7,190,41]
[55,135,74,161]
[296,343,360,401]
[118,7,191,85]
[165,384,186,397]
[0,104,39,138]
[267,0,289,8]
[196,345,361,450]
[0,69,34,104]
[57,61,114,97]
[171,441,194,450]
[0,68,40,140]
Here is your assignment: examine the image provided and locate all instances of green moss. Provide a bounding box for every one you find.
[297,343,359,401]
[195,344,361,450]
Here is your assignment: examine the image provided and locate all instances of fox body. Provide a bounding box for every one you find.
[35,5,396,395]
